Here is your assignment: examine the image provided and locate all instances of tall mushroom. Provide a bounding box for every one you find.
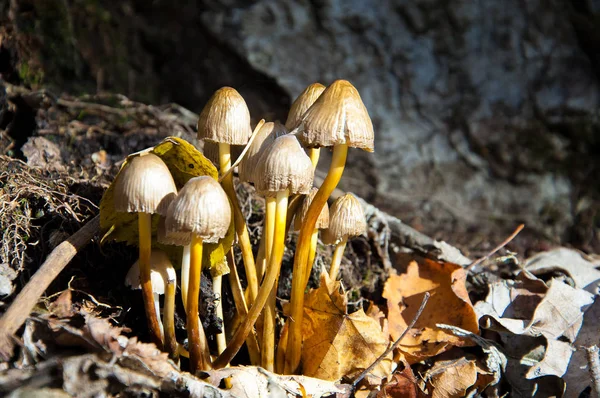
[213,134,314,370]
[285,79,374,373]
[285,83,326,169]
[165,176,231,374]
[114,153,176,349]
[322,193,366,280]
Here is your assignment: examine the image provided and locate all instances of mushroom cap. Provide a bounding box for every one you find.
[165,176,231,243]
[285,83,326,130]
[255,135,314,197]
[294,187,329,231]
[125,249,176,294]
[157,216,191,246]
[321,193,367,245]
[113,153,177,215]
[197,87,252,145]
[296,80,374,152]
[238,121,288,184]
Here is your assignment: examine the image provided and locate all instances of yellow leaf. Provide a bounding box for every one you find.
[99,137,233,271]
[301,272,392,382]
[383,256,479,363]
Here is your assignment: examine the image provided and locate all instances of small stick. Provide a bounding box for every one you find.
[584,345,600,397]
[0,215,100,358]
[352,292,430,388]
[467,224,524,270]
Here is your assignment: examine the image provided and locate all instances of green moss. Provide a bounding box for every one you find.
[18,62,45,87]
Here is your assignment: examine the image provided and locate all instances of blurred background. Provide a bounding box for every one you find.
[1,0,598,254]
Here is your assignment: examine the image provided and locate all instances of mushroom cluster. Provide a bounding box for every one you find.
[111,80,373,375]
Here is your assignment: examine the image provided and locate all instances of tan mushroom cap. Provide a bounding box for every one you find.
[125,250,176,295]
[255,135,314,197]
[113,153,177,215]
[322,193,367,245]
[165,176,231,243]
[294,187,329,231]
[285,83,326,130]
[157,216,191,246]
[197,87,252,145]
[238,121,288,184]
[296,80,374,152]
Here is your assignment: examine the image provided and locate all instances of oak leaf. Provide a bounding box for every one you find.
[422,355,494,398]
[383,257,478,363]
[301,273,392,382]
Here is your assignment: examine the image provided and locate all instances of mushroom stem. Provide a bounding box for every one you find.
[309,148,320,169]
[213,190,289,369]
[261,195,278,371]
[227,248,261,365]
[153,292,164,337]
[255,237,266,280]
[181,244,191,311]
[219,143,260,305]
[164,276,178,361]
[329,237,348,280]
[187,234,211,373]
[138,212,164,349]
[265,197,276,262]
[213,275,227,356]
[304,228,320,287]
[284,143,348,374]
[275,322,288,374]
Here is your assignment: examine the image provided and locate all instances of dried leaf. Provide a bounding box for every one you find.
[383,258,479,363]
[422,356,493,398]
[301,272,392,381]
[48,290,74,318]
[377,360,421,398]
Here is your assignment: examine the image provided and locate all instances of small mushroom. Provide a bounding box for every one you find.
[322,193,366,280]
[114,153,176,349]
[166,176,231,374]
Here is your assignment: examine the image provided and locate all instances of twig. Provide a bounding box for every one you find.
[0,215,100,360]
[352,292,430,388]
[584,345,600,397]
[467,224,524,270]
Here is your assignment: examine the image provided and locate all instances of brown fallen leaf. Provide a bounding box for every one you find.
[377,360,422,398]
[301,272,392,382]
[421,355,494,398]
[383,257,479,363]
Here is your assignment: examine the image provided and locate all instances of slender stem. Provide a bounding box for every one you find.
[304,229,320,287]
[153,292,164,337]
[261,195,277,370]
[213,275,227,356]
[284,143,348,374]
[275,322,288,374]
[139,212,163,349]
[181,244,191,311]
[164,276,178,361]
[187,234,210,373]
[219,144,259,305]
[226,248,261,365]
[214,190,289,369]
[309,148,320,169]
[256,236,266,280]
[265,197,276,262]
[329,237,347,280]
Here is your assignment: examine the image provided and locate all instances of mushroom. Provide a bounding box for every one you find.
[114,153,177,349]
[322,193,366,280]
[238,121,288,185]
[294,187,329,287]
[165,176,231,373]
[198,87,260,312]
[285,79,374,373]
[213,134,314,370]
[125,250,178,360]
[286,83,326,169]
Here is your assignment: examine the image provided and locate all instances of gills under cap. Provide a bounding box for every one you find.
[165,176,231,243]
[255,135,314,197]
[297,80,374,152]
[113,153,177,216]
[197,87,252,145]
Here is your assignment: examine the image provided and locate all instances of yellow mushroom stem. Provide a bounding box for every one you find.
[164,276,178,361]
[213,190,289,369]
[328,236,348,280]
[284,143,348,374]
[309,148,320,169]
[219,143,259,305]
[261,195,278,371]
[181,244,190,311]
[213,275,227,356]
[138,212,164,349]
[226,248,261,365]
[187,234,211,373]
[304,228,320,287]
